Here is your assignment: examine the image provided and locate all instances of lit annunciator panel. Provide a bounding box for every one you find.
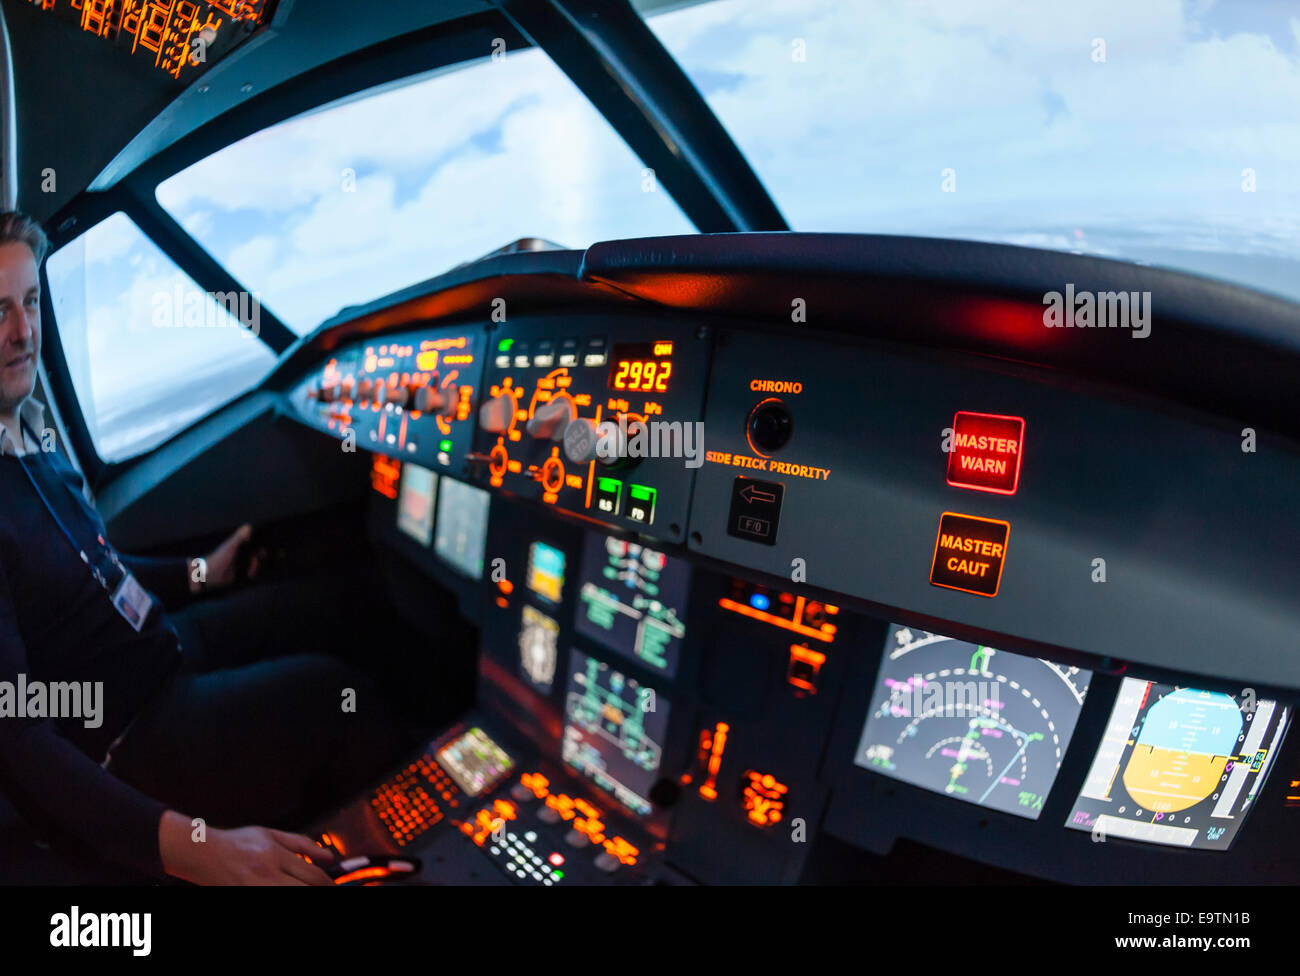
[32,0,272,81]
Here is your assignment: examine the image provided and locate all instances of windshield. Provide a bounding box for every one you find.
[645,0,1300,302]
[45,212,277,461]
[156,47,694,335]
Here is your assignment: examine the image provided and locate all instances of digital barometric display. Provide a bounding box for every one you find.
[526,541,566,605]
[436,727,514,797]
[518,605,559,692]
[1065,678,1289,849]
[434,477,491,579]
[562,651,670,817]
[396,463,437,546]
[855,624,1092,819]
[608,341,674,393]
[575,531,690,677]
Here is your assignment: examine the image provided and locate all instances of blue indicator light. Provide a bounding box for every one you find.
[749,593,770,611]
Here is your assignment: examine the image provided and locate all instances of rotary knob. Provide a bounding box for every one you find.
[563,418,624,466]
[385,382,409,407]
[438,384,459,419]
[537,805,562,825]
[526,394,576,441]
[479,393,515,433]
[564,829,590,848]
[413,385,445,414]
[356,378,375,402]
[540,455,566,494]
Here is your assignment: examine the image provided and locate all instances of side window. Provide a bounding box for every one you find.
[44,212,276,462]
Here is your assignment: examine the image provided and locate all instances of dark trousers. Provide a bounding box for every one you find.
[107,579,418,831]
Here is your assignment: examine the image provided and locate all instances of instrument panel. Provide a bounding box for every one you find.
[471,315,710,542]
[288,326,483,474]
[285,308,1300,884]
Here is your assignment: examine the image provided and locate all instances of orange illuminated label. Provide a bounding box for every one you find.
[947,411,1024,495]
[749,379,803,394]
[705,451,830,481]
[930,513,1009,597]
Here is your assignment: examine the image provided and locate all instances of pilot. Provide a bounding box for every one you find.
[0,210,414,885]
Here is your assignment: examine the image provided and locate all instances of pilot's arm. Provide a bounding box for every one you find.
[0,556,171,877]
[120,524,257,607]
[0,547,329,885]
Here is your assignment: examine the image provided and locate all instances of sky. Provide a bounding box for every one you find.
[45,0,1300,459]
[649,0,1300,275]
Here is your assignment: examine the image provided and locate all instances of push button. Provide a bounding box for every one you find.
[930,512,1009,597]
[727,477,784,545]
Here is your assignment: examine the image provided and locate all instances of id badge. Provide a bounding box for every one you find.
[111,572,154,632]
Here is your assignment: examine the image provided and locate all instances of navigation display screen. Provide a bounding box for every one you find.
[1065,678,1289,849]
[575,532,689,677]
[855,624,1092,820]
[562,650,670,817]
[396,463,437,546]
[433,477,490,579]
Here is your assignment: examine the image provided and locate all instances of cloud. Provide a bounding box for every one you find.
[650,0,1300,237]
[155,47,692,331]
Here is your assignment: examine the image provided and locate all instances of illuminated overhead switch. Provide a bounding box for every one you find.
[930,512,1010,598]
[946,411,1025,495]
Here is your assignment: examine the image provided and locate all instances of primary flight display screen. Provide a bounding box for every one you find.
[575,532,689,677]
[396,463,437,546]
[434,478,491,579]
[855,624,1092,820]
[526,541,566,605]
[562,650,670,817]
[1065,678,1289,849]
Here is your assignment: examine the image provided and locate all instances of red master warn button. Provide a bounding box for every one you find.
[946,411,1025,495]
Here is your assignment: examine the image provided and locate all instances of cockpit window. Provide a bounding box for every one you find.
[155,47,695,336]
[645,0,1300,303]
[45,212,276,462]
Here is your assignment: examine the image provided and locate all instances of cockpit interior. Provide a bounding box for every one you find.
[3,0,1300,897]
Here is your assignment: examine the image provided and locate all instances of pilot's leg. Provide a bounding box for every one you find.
[169,575,356,674]
[106,654,417,830]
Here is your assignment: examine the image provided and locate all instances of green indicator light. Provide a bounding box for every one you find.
[598,477,621,493]
[626,484,656,524]
[440,439,454,452]
[497,338,514,352]
[553,870,564,880]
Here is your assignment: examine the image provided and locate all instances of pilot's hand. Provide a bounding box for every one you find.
[160,811,337,885]
[190,524,260,594]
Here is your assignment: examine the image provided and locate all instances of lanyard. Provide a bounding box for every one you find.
[14,422,128,598]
